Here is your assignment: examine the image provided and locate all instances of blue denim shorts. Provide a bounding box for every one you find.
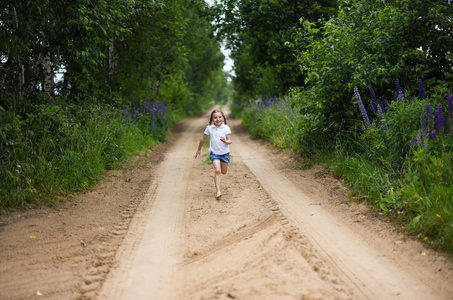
[210,152,230,163]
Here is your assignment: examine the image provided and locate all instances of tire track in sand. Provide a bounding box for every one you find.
[98,118,201,300]
[233,128,447,300]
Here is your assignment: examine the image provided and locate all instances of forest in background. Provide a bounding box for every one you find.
[0,0,229,208]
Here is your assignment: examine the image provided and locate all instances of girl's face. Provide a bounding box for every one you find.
[212,112,224,126]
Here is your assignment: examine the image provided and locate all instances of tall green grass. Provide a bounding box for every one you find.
[0,102,167,209]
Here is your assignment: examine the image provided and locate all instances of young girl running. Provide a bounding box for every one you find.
[194,109,232,199]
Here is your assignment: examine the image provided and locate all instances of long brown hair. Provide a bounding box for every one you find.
[209,109,227,125]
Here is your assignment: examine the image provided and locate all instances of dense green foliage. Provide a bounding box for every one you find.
[224,0,453,253]
[212,0,338,98]
[294,0,453,124]
[0,0,227,209]
[0,0,226,110]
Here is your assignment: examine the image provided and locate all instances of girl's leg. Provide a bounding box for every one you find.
[212,160,222,197]
[220,161,228,175]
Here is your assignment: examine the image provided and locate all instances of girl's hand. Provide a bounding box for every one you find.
[220,136,231,144]
[194,150,200,158]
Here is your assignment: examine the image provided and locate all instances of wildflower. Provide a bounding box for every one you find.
[377,104,387,129]
[114,111,118,120]
[354,87,370,128]
[424,143,429,149]
[369,100,377,112]
[431,130,437,139]
[368,84,378,112]
[420,114,426,134]
[435,104,445,133]
[411,138,415,147]
[416,131,422,146]
[397,91,404,104]
[395,78,403,97]
[418,79,426,99]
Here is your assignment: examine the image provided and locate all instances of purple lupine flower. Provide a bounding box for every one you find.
[435,108,439,132]
[418,79,426,99]
[397,91,404,104]
[425,103,433,117]
[437,104,445,131]
[424,143,429,149]
[377,104,387,129]
[114,111,118,120]
[354,87,370,128]
[416,132,422,146]
[382,95,389,111]
[420,114,426,134]
[369,100,377,112]
[431,130,437,139]
[395,78,403,97]
[411,138,416,148]
[368,84,378,112]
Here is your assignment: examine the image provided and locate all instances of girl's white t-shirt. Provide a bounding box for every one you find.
[204,123,231,155]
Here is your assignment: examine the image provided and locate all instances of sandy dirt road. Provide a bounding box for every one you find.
[1,107,452,300]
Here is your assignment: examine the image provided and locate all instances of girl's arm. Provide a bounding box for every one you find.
[220,133,231,145]
[194,134,209,158]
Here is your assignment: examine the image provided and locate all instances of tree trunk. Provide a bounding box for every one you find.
[155,65,162,99]
[19,64,25,97]
[43,50,54,96]
[149,65,154,95]
[155,80,160,99]
[24,53,44,97]
[12,6,25,96]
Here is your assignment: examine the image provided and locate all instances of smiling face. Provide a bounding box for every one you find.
[212,112,224,127]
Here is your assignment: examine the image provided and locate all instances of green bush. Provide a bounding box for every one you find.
[0,100,170,210]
